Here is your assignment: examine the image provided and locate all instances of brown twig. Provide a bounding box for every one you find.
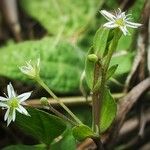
[26,94,124,108]
[0,0,22,41]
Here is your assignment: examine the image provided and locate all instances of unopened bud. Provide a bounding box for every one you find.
[40,97,49,106]
[87,54,98,62]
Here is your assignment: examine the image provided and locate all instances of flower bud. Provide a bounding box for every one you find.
[87,54,98,62]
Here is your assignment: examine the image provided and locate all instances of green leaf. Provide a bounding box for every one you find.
[72,125,97,141]
[2,144,45,150]
[0,37,84,94]
[51,129,76,150]
[20,0,102,37]
[100,88,117,133]
[85,47,95,89]
[16,108,67,145]
[93,27,110,57]
[111,51,133,76]
[106,64,118,80]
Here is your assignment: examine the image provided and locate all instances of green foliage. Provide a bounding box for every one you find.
[93,27,110,57]
[51,129,76,150]
[2,145,45,150]
[100,88,117,133]
[16,108,67,145]
[85,47,95,89]
[111,51,133,76]
[106,64,118,80]
[0,37,84,94]
[20,0,102,37]
[72,125,97,141]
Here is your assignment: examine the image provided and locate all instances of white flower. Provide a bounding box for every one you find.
[0,83,32,126]
[100,8,142,35]
[20,58,40,78]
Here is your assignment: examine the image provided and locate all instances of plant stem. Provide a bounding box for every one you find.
[47,104,77,126]
[92,30,122,134]
[36,77,82,125]
[92,62,101,133]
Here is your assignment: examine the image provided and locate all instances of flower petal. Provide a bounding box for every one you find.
[18,105,30,116]
[120,26,128,35]
[103,21,118,28]
[17,91,32,102]
[0,96,8,101]
[7,115,12,126]
[7,83,16,98]
[4,108,10,121]
[126,21,142,28]
[100,10,116,21]
[12,109,16,122]
[0,102,8,108]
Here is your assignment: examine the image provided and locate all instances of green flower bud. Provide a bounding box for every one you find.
[87,54,98,62]
[40,97,49,106]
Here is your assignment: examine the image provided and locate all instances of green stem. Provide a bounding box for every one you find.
[47,104,77,126]
[36,77,82,125]
[92,29,122,134]
[92,62,101,133]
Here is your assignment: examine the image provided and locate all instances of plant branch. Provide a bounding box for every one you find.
[36,77,83,125]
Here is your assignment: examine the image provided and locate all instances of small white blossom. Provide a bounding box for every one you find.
[0,83,31,126]
[20,58,40,78]
[100,8,142,35]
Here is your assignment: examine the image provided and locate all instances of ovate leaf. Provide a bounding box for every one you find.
[16,108,66,145]
[72,125,96,141]
[100,88,117,133]
[0,37,84,94]
[106,64,118,80]
[93,27,110,57]
[111,51,133,75]
[51,129,76,150]
[20,0,101,37]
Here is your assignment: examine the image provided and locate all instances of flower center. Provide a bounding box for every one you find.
[115,18,125,26]
[7,98,19,108]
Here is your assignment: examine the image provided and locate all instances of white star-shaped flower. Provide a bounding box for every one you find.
[100,8,142,35]
[20,58,40,79]
[0,83,32,126]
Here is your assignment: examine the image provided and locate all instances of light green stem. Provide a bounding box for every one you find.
[36,77,82,125]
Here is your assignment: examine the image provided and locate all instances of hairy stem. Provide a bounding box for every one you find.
[36,77,82,125]
[47,104,77,126]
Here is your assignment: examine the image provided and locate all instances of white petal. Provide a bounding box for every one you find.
[0,96,8,101]
[18,105,29,116]
[0,102,8,108]
[120,26,128,35]
[7,115,12,126]
[4,109,10,121]
[17,91,32,102]
[100,10,116,21]
[126,21,142,28]
[7,83,16,98]
[20,66,30,74]
[12,109,16,121]
[103,22,118,28]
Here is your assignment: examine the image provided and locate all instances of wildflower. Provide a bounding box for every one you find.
[100,8,142,35]
[20,58,40,79]
[0,83,31,126]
